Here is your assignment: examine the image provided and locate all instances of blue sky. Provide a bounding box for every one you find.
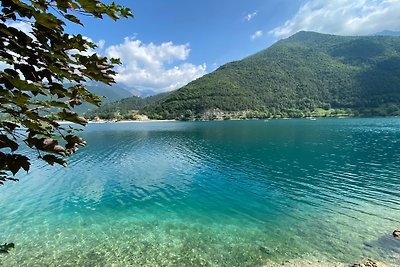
[76,0,303,68]
[8,0,400,94]
[65,0,303,94]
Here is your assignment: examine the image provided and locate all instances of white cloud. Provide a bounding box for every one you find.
[270,0,400,38]
[105,38,207,93]
[4,21,206,93]
[251,30,263,40]
[6,21,32,35]
[96,39,105,50]
[244,11,258,21]
[0,61,10,71]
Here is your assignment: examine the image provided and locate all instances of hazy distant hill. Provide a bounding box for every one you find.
[74,85,134,113]
[374,31,400,37]
[91,31,400,119]
[85,92,170,119]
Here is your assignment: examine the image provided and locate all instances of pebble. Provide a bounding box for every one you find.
[393,229,400,238]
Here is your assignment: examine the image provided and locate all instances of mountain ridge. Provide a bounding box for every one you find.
[89,31,400,119]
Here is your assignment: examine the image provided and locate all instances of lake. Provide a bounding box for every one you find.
[1,118,400,266]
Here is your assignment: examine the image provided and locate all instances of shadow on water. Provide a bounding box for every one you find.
[364,233,400,263]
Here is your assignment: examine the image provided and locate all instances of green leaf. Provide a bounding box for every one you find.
[56,1,70,12]
[110,57,121,65]
[64,14,83,26]
[42,154,67,167]
[0,121,19,133]
[35,12,64,31]
[0,134,19,151]
[8,159,21,176]
[0,0,133,185]
[57,109,87,125]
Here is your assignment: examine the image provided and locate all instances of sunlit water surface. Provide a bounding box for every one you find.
[1,118,400,266]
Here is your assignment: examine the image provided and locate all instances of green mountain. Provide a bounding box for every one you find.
[74,85,134,114]
[85,92,170,119]
[90,31,400,119]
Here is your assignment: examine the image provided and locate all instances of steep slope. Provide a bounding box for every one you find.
[144,31,400,118]
[85,92,170,119]
[74,85,134,114]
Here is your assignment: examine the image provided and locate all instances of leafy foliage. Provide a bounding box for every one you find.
[0,0,133,184]
[69,84,134,113]
[138,31,400,119]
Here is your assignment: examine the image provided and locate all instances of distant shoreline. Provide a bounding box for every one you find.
[55,119,177,124]
[89,119,177,123]
[54,116,400,125]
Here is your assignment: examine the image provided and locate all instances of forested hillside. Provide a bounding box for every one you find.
[85,92,170,119]
[74,85,133,113]
[90,31,400,119]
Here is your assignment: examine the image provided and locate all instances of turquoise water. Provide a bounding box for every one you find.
[1,118,400,266]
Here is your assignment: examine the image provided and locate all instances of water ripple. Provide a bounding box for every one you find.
[1,119,400,266]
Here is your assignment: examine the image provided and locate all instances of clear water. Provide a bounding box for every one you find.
[1,118,400,266]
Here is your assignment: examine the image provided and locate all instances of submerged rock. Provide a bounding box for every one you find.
[350,259,388,267]
[364,232,400,254]
[259,246,272,254]
[393,229,400,238]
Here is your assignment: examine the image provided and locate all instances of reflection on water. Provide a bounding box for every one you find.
[1,118,400,266]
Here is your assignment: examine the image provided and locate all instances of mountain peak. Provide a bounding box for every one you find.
[92,32,400,120]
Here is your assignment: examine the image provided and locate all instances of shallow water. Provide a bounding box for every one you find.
[1,118,400,266]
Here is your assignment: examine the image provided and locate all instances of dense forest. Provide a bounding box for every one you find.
[87,31,400,120]
[74,85,133,114]
[85,93,170,120]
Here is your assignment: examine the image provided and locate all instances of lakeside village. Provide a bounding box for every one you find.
[87,107,359,123]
